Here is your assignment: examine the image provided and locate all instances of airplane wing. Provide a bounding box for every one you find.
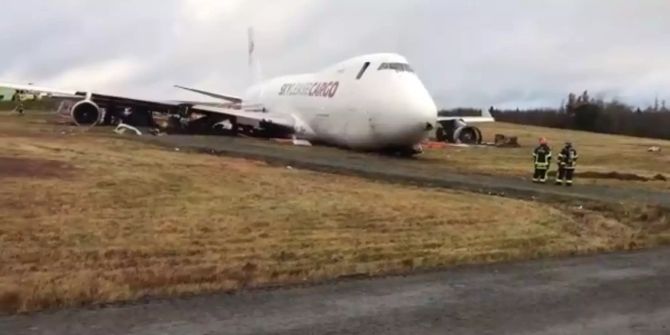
[437,108,495,123]
[0,82,79,97]
[174,85,243,104]
[1,81,295,133]
[191,104,294,129]
[0,82,179,111]
[438,116,495,123]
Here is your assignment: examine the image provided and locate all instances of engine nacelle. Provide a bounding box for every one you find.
[70,100,102,127]
[436,120,484,144]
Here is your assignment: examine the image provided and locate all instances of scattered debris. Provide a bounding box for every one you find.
[148,128,166,136]
[213,120,234,131]
[494,134,520,147]
[421,141,448,149]
[174,148,181,152]
[271,137,312,146]
[648,146,662,153]
[114,123,142,136]
[291,138,312,146]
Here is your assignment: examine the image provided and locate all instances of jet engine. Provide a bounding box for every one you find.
[436,120,483,144]
[70,100,102,127]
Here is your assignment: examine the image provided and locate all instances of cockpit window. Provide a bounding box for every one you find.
[356,62,371,80]
[378,63,414,73]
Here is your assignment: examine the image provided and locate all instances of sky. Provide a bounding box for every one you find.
[1,0,669,109]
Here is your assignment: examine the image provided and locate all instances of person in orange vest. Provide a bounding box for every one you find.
[532,137,552,183]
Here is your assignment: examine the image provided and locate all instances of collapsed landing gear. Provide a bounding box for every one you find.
[185,115,238,136]
[124,109,154,127]
[380,144,424,157]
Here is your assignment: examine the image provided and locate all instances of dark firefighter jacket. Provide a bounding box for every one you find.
[558,147,578,169]
[533,144,552,169]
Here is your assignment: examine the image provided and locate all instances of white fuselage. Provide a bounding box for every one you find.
[241,53,437,150]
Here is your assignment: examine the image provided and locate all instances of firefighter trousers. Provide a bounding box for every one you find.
[556,167,574,185]
[532,168,548,183]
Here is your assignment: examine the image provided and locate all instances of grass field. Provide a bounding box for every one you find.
[1,112,669,314]
[424,122,670,189]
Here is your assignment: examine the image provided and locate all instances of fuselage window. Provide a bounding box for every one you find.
[378,63,414,73]
[356,62,371,80]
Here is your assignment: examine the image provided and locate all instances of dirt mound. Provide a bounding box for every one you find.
[0,157,74,179]
[577,171,667,182]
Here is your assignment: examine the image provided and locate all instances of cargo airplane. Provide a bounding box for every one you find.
[1,29,493,154]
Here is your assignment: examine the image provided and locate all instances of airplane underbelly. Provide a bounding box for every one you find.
[342,111,376,148]
[311,108,375,149]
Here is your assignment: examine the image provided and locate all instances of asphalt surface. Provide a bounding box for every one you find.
[3,248,670,334]
[143,135,670,208]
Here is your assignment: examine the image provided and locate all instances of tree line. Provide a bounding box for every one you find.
[441,91,670,140]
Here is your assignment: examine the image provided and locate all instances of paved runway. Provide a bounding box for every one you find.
[3,248,670,334]
[143,135,670,208]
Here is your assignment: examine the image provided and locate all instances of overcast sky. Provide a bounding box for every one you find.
[1,0,669,109]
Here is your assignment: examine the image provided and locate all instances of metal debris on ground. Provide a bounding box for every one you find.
[421,141,448,149]
[148,128,165,136]
[114,123,142,136]
[271,137,312,146]
[494,134,520,147]
[448,143,472,148]
[291,138,312,146]
[648,146,662,153]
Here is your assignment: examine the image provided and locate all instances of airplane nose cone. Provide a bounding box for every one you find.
[398,80,438,132]
[369,85,437,146]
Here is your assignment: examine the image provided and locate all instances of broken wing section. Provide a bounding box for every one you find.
[190,104,297,138]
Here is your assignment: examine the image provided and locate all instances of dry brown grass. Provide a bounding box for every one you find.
[1,113,669,314]
[424,122,670,190]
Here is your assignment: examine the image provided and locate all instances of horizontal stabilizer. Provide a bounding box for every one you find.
[174,85,243,104]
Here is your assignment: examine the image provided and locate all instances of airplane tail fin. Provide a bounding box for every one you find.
[482,107,494,120]
[248,27,263,85]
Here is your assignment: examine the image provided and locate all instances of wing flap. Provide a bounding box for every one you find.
[175,85,243,104]
[192,104,294,129]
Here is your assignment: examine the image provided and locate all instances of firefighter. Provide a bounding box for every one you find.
[556,142,578,186]
[11,90,24,115]
[532,137,552,183]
